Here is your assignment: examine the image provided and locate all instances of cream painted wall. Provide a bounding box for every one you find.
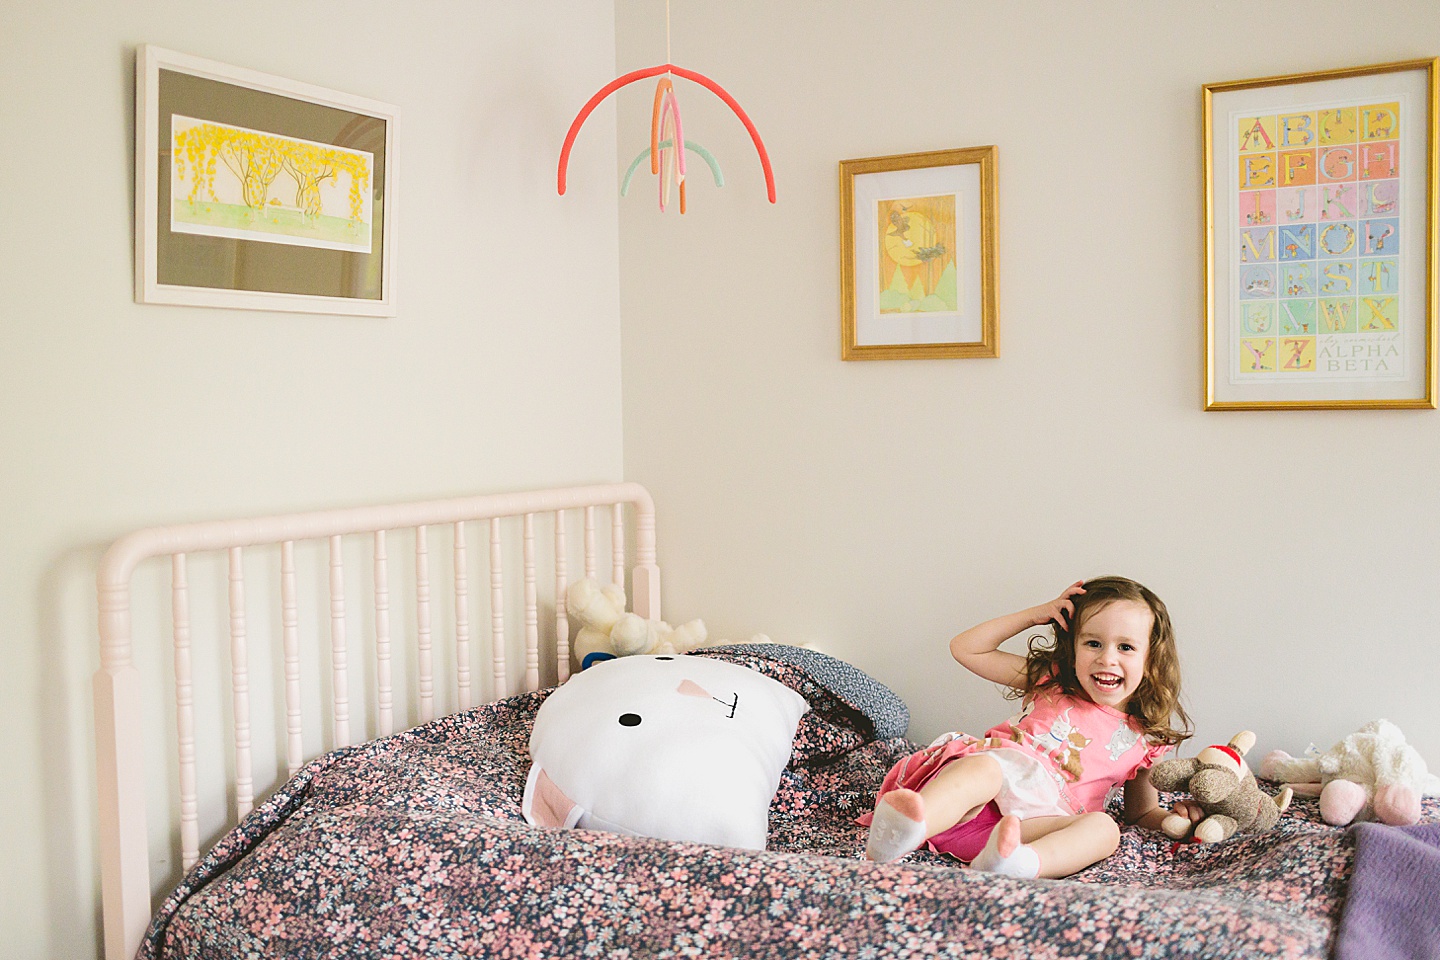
[0,2,620,957]
[6,2,1439,955]
[618,1,1440,769]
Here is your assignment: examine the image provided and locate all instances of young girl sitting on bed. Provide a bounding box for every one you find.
[863,576,1200,878]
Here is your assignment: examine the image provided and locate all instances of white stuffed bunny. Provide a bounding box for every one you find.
[1259,719,1440,826]
[565,578,711,669]
[566,578,629,668]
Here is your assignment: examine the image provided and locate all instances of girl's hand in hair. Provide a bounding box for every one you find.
[1033,580,1087,630]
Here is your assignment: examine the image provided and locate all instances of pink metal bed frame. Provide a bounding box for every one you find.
[93,483,660,960]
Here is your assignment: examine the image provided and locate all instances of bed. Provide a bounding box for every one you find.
[95,483,1439,960]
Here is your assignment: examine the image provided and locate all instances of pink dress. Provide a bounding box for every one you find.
[863,688,1171,860]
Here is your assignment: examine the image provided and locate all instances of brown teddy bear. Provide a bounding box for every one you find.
[1150,731,1294,843]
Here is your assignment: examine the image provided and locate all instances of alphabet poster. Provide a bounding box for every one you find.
[1231,102,1403,381]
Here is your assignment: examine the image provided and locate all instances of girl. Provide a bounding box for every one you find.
[863,576,1200,878]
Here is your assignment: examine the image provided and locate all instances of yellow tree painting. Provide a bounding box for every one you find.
[877,194,959,314]
[171,115,373,253]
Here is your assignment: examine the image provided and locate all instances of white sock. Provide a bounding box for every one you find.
[865,789,927,862]
[969,814,1040,878]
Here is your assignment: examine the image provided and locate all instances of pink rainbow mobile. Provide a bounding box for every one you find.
[557,63,776,213]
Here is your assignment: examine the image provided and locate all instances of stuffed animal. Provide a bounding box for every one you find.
[1259,719,1440,827]
[1150,731,1293,843]
[523,654,810,849]
[566,578,712,669]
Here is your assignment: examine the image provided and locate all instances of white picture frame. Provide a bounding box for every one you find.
[135,45,398,316]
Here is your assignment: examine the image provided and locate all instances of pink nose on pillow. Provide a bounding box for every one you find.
[677,679,711,698]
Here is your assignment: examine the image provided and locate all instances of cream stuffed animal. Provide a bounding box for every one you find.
[566,578,711,669]
[1259,719,1440,826]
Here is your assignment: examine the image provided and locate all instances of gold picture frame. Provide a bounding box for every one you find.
[1204,59,1438,409]
[840,146,998,360]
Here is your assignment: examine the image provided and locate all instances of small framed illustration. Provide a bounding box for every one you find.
[839,146,998,360]
[1204,58,1438,409]
[135,45,398,316]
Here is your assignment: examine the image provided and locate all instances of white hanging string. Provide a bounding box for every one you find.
[666,0,672,65]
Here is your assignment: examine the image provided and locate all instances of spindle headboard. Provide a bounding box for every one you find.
[93,482,660,960]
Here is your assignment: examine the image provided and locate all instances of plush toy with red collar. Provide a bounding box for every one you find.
[1150,730,1294,843]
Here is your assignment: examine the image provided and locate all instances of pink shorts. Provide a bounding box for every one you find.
[859,739,1007,861]
[928,800,1003,861]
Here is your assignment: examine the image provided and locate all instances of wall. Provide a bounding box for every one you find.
[0,2,621,956]
[618,1,1440,768]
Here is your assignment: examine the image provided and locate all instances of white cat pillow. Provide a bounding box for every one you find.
[523,654,809,850]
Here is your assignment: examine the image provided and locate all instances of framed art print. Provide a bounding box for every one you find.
[136,45,398,316]
[1204,59,1437,409]
[840,146,998,360]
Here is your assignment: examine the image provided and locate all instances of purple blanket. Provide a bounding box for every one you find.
[138,647,1440,960]
[1336,821,1440,960]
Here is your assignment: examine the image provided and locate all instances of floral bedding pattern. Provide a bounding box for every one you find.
[140,648,1438,960]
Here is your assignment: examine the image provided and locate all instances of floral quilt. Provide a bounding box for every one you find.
[139,646,1436,960]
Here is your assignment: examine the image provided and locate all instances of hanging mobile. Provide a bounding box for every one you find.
[557,0,774,212]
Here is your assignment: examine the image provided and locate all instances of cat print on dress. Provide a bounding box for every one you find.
[1107,724,1141,761]
[1037,709,1092,783]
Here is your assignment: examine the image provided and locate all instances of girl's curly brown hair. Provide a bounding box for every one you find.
[1009,576,1192,747]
